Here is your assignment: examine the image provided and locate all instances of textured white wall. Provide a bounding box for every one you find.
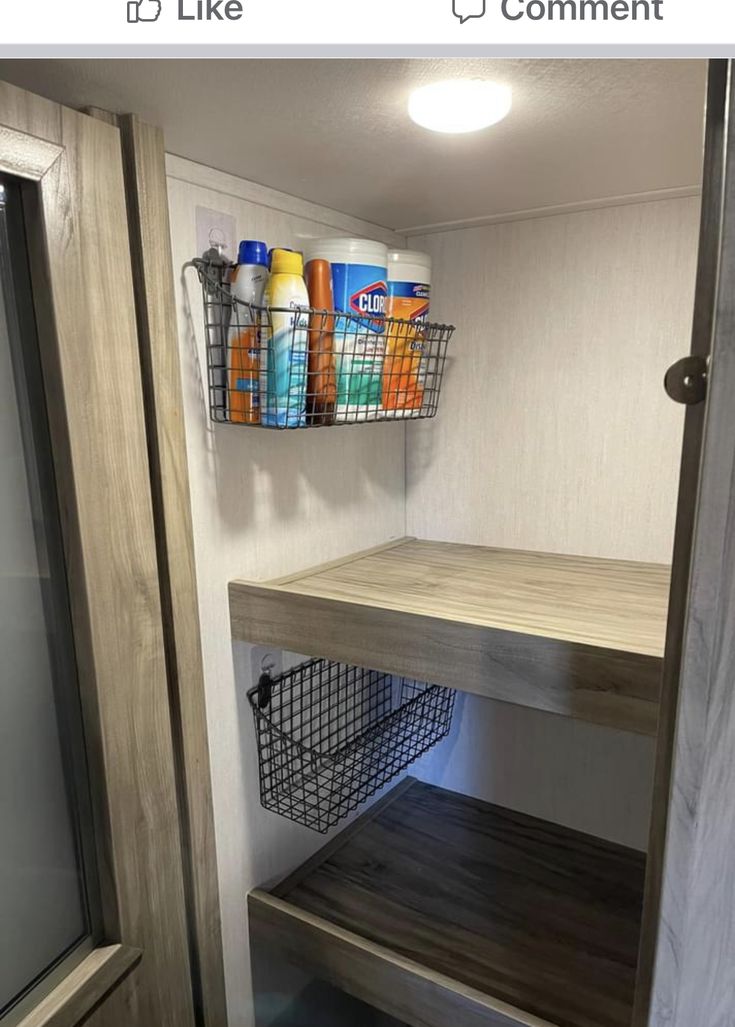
[167,156,407,1027]
[406,197,699,561]
[411,197,701,851]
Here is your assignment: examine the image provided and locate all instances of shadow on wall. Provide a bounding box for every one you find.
[179,264,405,540]
[404,348,458,490]
[414,691,657,851]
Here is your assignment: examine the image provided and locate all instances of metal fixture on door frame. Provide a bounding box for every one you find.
[664,355,709,405]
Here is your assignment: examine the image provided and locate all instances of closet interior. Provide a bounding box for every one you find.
[177,59,703,1027]
[0,55,707,1027]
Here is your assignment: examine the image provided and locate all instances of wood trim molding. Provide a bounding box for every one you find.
[82,106,119,127]
[635,59,735,1027]
[399,186,702,237]
[15,946,141,1027]
[632,60,726,1026]
[114,112,228,1027]
[0,123,63,180]
[0,79,196,1027]
[249,893,548,1027]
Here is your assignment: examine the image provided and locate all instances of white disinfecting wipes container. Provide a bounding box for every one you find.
[304,237,388,422]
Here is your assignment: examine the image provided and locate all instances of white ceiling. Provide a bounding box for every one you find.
[0,59,707,232]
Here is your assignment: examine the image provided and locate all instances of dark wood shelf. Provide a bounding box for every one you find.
[230,538,670,734]
[249,779,646,1027]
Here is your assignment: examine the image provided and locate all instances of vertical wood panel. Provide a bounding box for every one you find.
[0,80,196,1027]
[631,60,726,1027]
[117,113,227,1027]
[635,60,735,1027]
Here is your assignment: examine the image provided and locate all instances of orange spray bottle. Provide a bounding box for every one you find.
[305,259,337,425]
[227,240,268,423]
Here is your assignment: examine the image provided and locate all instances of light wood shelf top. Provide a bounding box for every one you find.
[263,538,670,658]
[250,778,646,1027]
[230,539,670,735]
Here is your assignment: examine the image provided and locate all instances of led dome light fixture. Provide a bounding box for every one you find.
[408,79,513,134]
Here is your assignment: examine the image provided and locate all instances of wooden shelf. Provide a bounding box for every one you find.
[230,538,670,734]
[249,778,646,1027]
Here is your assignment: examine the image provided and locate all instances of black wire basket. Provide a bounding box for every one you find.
[248,657,455,833]
[193,258,454,429]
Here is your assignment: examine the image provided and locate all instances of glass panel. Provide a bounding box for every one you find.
[0,177,99,1020]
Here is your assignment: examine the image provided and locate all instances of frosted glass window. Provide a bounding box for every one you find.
[0,177,99,1021]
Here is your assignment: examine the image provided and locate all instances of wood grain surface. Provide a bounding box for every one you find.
[251,779,646,1027]
[15,945,141,1027]
[0,81,196,1027]
[635,61,735,1027]
[270,540,670,654]
[631,63,725,1027]
[230,539,668,734]
[250,895,555,1027]
[117,113,227,1027]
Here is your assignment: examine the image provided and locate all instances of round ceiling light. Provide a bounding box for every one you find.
[408,79,512,134]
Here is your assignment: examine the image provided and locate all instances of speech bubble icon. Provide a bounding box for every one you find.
[453,0,486,22]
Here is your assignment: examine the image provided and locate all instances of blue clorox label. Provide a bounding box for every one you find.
[350,279,387,326]
[329,261,388,414]
[332,263,387,334]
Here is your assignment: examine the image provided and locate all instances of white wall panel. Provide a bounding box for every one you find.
[407,197,700,562]
[168,157,406,1027]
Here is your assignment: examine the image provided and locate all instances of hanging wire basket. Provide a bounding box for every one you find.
[193,257,454,429]
[248,657,456,833]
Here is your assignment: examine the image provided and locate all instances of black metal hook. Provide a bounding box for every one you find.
[257,672,273,710]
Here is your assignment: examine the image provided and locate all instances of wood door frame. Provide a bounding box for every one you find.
[635,58,735,1026]
[112,111,227,1027]
[83,105,227,1027]
[0,82,197,1027]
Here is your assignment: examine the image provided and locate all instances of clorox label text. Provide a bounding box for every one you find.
[350,280,387,319]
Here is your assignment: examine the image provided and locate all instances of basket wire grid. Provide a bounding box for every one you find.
[248,657,456,833]
[194,258,454,429]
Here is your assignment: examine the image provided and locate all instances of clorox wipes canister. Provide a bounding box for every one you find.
[304,238,388,422]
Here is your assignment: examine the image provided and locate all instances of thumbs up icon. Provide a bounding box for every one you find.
[127,0,162,21]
